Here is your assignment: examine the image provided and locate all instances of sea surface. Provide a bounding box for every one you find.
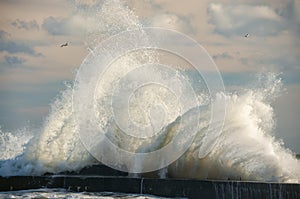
[0,189,179,199]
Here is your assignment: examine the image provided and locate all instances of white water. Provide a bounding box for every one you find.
[0,0,299,183]
[0,189,170,199]
[168,74,300,182]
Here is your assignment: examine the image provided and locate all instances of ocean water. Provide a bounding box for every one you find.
[0,1,299,198]
[0,189,174,199]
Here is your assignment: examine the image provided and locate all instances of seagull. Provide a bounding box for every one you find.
[244,33,250,38]
[60,42,68,47]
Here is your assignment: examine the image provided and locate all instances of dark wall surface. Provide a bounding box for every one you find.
[0,175,299,199]
[0,165,299,199]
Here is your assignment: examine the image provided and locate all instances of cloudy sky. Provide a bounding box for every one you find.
[0,0,299,152]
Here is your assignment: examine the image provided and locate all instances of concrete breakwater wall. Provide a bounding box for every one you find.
[1,176,299,199]
[0,165,299,199]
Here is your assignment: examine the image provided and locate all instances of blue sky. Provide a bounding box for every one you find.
[0,0,299,152]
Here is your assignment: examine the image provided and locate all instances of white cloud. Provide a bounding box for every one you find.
[42,15,90,36]
[207,3,285,37]
[146,14,193,33]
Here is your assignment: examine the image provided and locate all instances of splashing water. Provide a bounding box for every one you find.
[0,0,299,183]
[168,78,300,182]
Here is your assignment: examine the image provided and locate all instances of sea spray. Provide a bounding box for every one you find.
[0,127,32,161]
[168,74,299,182]
[0,89,96,176]
[0,0,299,183]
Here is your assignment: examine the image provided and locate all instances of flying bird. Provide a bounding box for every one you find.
[244,34,250,38]
[60,42,68,47]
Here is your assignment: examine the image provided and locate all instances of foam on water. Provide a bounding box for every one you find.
[0,189,170,199]
[0,0,299,183]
